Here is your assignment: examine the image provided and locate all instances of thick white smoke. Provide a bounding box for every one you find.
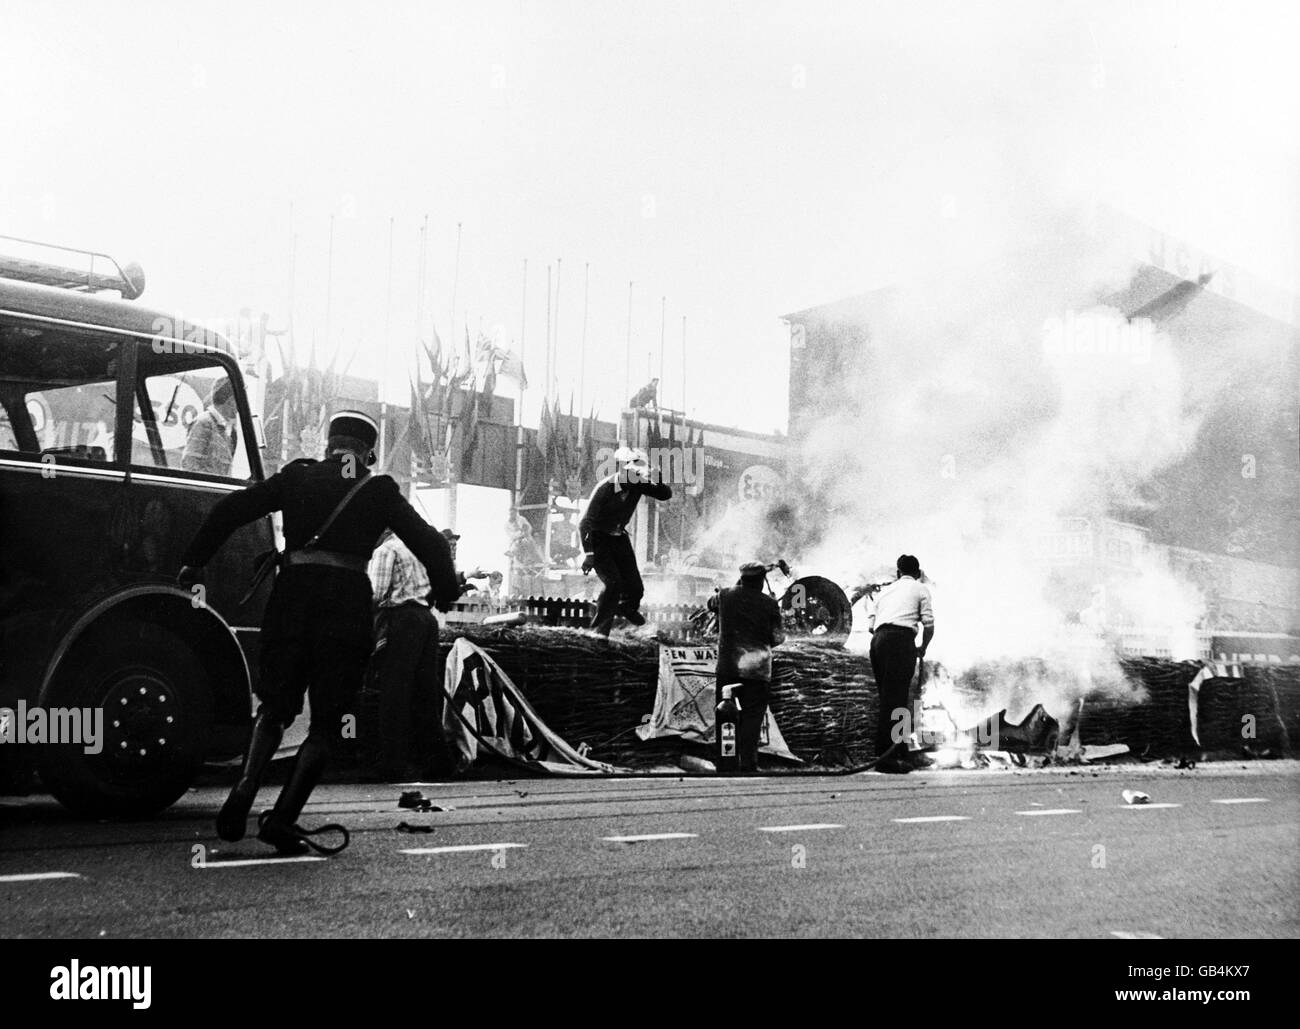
[784,215,1216,717]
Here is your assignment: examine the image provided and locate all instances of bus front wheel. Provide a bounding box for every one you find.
[37,620,214,817]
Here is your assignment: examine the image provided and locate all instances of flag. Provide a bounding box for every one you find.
[557,399,583,497]
[537,396,554,466]
[442,639,618,774]
[692,426,705,513]
[461,326,475,380]
[580,407,600,491]
[459,373,480,469]
[475,334,529,389]
[497,347,528,388]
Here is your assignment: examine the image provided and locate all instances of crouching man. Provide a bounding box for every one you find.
[713,561,785,772]
[367,529,455,781]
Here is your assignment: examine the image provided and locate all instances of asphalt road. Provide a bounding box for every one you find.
[2,763,1297,938]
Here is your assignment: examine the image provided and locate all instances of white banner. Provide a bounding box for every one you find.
[637,645,799,762]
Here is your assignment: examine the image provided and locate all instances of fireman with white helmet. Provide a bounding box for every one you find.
[579,446,672,635]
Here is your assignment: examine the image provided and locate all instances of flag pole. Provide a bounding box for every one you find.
[449,221,462,347]
[554,257,563,402]
[656,295,667,562]
[543,262,555,580]
[281,209,297,472]
[579,261,589,438]
[518,257,528,425]
[379,215,394,470]
[659,296,666,406]
[680,313,688,553]
[416,215,428,342]
[324,214,335,352]
[511,258,528,600]
[545,263,553,407]
[624,280,633,444]
[681,314,687,419]
[411,217,429,502]
[448,220,463,537]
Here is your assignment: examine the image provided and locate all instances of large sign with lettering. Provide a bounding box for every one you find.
[635,646,799,761]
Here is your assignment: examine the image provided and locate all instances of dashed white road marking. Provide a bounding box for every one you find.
[0,872,81,883]
[1118,803,1181,810]
[758,823,845,833]
[1110,931,1164,939]
[892,816,970,824]
[1015,809,1081,817]
[1211,798,1269,805]
[401,843,528,854]
[202,856,325,868]
[602,833,698,843]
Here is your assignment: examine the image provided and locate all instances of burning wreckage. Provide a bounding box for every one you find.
[410,557,1297,778]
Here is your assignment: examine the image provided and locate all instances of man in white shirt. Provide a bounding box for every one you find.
[867,554,935,773]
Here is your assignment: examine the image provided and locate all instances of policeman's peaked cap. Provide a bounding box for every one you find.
[328,411,379,450]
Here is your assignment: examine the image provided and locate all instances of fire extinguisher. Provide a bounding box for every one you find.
[716,684,741,773]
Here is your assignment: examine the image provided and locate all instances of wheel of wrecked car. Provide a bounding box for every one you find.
[781,575,853,636]
[687,604,719,638]
[37,620,214,817]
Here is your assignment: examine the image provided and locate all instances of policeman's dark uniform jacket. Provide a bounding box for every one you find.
[713,564,785,771]
[182,457,460,727]
[183,412,459,853]
[579,462,671,635]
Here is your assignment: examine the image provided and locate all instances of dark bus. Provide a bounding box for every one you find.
[0,238,272,815]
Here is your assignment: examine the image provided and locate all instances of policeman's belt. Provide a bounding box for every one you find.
[283,550,369,573]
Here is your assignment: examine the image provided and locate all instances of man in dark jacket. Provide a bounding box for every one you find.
[713,562,785,772]
[579,447,672,636]
[178,411,459,853]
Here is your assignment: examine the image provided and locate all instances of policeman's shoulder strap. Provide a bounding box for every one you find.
[302,473,375,551]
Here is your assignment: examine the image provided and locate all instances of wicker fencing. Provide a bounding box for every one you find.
[434,625,1300,771]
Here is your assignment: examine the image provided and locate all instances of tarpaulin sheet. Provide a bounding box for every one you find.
[637,645,800,762]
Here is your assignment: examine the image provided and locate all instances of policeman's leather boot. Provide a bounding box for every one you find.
[216,710,283,842]
[257,731,330,855]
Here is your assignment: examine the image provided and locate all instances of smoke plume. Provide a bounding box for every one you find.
[785,213,1218,718]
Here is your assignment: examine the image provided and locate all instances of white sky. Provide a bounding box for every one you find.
[3,0,1297,432]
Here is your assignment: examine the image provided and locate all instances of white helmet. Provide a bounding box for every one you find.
[613,445,649,469]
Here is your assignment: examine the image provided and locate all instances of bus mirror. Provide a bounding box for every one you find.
[251,413,266,450]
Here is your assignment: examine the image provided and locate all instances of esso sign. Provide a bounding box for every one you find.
[738,464,782,504]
